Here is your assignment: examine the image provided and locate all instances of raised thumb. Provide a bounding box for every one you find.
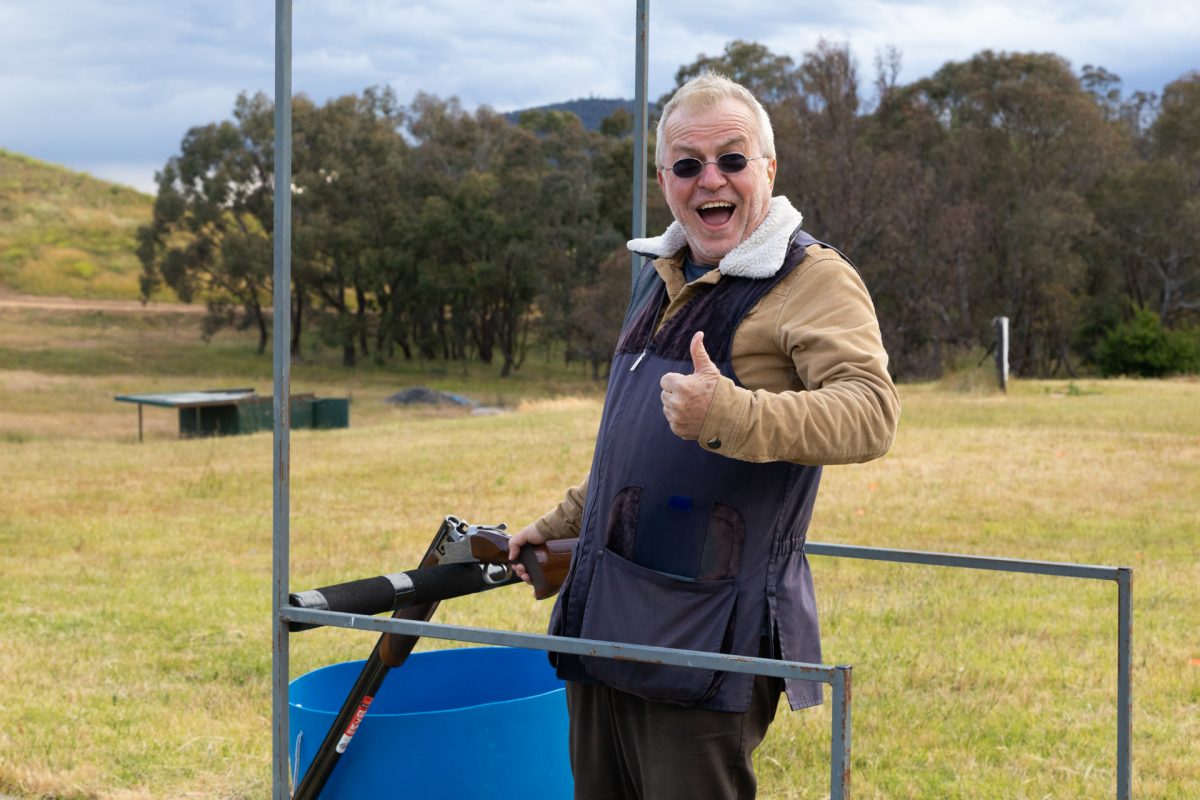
[690,331,716,374]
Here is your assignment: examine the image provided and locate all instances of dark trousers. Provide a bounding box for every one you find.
[566,671,783,800]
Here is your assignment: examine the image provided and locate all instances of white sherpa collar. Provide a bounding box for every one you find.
[626,196,804,279]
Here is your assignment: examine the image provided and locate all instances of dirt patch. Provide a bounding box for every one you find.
[0,289,204,315]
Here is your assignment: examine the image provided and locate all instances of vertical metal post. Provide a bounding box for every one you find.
[137,404,143,443]
[830,665,852,799]
[1116,568,1132,799]
[629,0,649,286]
[271,0,293,797]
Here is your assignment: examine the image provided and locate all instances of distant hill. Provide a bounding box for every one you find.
[0,149,155,301]
[504,97,657,131]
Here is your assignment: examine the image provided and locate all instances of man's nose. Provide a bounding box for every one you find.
[696,160,727,189]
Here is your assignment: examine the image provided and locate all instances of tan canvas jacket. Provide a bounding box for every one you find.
[535,198,900,540]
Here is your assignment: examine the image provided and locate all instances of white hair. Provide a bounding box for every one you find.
[655,72,776,166]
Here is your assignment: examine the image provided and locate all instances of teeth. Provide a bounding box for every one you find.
[698,201,734,210]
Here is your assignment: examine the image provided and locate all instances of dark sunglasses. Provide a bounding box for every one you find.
[663,153,767,179]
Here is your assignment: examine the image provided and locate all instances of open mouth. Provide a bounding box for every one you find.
[697,201,735,228]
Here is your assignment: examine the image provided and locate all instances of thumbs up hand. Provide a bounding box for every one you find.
[659,331,722,439]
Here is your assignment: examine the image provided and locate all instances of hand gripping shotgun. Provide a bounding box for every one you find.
[288,516,576,800]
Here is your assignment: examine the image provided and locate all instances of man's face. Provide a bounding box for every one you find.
[656,97,777,265]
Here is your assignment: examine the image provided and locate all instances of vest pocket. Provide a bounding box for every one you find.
[603,485,642,560]
[579,547,738,706]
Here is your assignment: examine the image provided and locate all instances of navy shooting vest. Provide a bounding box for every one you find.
[548,230,832,712]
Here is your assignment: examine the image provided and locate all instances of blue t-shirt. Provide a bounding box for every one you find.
[683,252,717,284]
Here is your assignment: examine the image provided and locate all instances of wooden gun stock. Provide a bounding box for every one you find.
[518,538,577,600]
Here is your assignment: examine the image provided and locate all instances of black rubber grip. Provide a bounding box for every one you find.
[406,562,489,604]
[301,575,397,616]
[289,563,496,631]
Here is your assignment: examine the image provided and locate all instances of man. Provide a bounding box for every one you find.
[509,72,899,799]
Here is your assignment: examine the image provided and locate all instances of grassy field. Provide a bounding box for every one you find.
[0,150,159,302]
[0,303,1197,799]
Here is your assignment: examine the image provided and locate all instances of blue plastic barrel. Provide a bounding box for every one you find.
[289,647,572,799]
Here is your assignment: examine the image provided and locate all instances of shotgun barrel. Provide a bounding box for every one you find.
[288,561,516,632]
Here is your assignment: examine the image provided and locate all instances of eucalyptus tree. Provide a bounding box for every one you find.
[295,87,412,366]
[517,109,626,366]
[405,96,547,374]
[136,92,279,353]
[666,39,800,106]
[1141,73,1200,325]
[908,51,1121,375]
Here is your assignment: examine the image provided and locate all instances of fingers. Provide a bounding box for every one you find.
[659,383,692,438]
[508,524,545,585]
[507,523,542,559]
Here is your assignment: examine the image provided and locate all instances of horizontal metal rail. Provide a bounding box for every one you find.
[282,607,843,682]
[805,541,1121,581]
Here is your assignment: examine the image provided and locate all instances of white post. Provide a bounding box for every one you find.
[994,316,1010,393]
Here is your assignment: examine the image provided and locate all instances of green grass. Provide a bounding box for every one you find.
[0,149,159,301]
[0,306,1197,798]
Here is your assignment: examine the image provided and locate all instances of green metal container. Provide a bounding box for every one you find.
[178,404,240,437]
[312,397,350,429]
[239,397,275,434]
[290,396,315,429]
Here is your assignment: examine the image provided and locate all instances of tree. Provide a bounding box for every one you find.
[406,98,546,375]
[1088,71,1200,362]
[569,246,633,380]
[139,43,1199,378]
[667,40,799,105]
[1144,73,1200,325]
[137,93,277,353]
[905,51,1122,375]
[294,88,412,366]
[517,108,626,367]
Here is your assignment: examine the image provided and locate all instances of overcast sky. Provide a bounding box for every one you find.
[1,0,1196,194]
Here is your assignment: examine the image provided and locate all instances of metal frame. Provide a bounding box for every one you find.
[803,543,1133,799]
[279,607,854,798]
[270,3,1131,799]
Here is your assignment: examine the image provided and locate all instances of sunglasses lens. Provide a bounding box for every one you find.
[717,153,749,173]
[671,158,703,178]
[668,154,754,178]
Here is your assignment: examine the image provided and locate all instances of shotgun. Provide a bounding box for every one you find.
[289,516,576,799]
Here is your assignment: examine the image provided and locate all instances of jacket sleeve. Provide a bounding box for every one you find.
[695,253,900,465]
[531,475,589,541]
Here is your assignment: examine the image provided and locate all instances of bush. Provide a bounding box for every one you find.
[1094,307,1200,376]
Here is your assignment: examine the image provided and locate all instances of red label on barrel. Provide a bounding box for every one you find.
[335,695,374,753]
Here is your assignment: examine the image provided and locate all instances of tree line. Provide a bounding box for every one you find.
[138,41,1200,379]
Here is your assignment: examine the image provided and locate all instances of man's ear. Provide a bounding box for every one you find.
[767,158,777,186]
[656,168,666,193]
